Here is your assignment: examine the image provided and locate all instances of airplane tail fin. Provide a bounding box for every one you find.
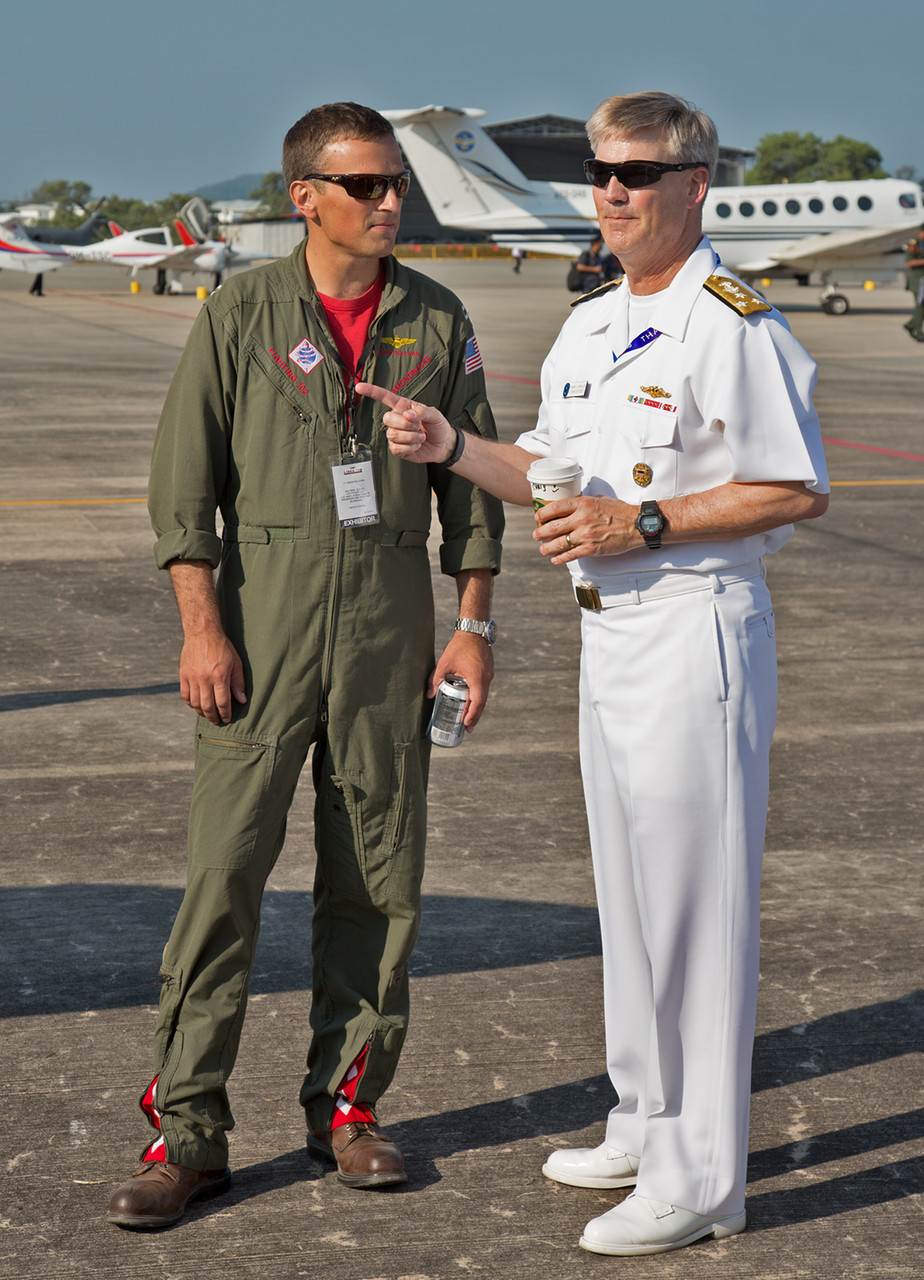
[382,106,540,234]
[107,220,124,237]
[174,219,197,248]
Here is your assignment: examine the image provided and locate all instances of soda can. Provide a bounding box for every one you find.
[428,676,468,747]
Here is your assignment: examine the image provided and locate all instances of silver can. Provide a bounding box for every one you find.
[427,676,468,747]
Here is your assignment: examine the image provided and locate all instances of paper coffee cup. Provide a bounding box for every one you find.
[527,456,583,510]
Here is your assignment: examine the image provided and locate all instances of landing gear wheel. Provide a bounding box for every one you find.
[825,293,849,316]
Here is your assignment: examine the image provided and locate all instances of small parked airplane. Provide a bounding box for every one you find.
[384,105,924,314]
[0,217,71,275]
[1,202,273,293]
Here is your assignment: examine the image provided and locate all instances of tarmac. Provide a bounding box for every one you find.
[1,257,922,1280]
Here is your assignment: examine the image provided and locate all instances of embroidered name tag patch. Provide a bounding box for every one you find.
[289,339,325,375]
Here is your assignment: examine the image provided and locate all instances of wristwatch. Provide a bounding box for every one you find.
[455,617,497,645]
[635,500,666,550]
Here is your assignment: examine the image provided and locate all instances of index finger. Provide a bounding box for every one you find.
[355,381,410,413]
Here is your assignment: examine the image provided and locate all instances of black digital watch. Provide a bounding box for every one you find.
[635,500,666,550]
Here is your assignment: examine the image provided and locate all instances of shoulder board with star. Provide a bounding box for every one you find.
[703,274,771,316]
[571,277,623,308]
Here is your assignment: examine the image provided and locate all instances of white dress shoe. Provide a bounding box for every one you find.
[542,1141,640,1189]
[579,1192,746,1256]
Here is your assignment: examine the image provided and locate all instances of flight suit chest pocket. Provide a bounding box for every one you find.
[236,341,320,528]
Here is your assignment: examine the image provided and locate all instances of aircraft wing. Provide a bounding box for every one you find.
[770,223,915,269]
[134,245,204,271]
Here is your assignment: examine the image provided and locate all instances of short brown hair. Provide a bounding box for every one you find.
[586,91,719,184]
[282,102,396,188]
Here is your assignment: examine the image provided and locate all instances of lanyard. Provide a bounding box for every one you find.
[613,326,660,364]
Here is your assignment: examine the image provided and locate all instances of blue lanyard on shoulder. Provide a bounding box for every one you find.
[612,249,721,364]
[613,326,660,364]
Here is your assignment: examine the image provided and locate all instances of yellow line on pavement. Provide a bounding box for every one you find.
[0,497,147,507]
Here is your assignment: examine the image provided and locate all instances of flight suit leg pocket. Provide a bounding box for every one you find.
[188,728,278,870]
[382,737,429,903]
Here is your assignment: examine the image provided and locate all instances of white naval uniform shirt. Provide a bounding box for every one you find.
[516,236,829,587]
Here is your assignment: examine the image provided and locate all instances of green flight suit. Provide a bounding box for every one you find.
[146,241,504,1170]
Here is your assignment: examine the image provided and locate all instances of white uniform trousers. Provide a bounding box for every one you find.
[578,563,777,1217]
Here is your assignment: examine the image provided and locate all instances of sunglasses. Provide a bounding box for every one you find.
[583,159,706,190]
[301,170,411,200]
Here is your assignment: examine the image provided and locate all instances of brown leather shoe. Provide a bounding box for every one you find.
[307,1122,407,1188]
[107,1161,231,1229]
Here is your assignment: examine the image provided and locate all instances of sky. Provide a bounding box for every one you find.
[1,0,917,204]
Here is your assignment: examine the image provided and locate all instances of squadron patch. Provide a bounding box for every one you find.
[633,463,654,487]
[703,275,772,316]
[289,338,325,375]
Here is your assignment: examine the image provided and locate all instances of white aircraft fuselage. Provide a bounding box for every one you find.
[384,106,924,308]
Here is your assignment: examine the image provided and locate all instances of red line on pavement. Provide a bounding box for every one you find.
[820,436,924,463]
[485,371,540,386]
[54,292,194,321]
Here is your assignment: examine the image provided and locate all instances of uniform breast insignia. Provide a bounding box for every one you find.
[703,275,771,316]
[633,463,654,488]
[640,385,670,399]
[380,335,418,352]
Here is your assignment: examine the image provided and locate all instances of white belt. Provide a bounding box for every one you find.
[574,559,765,611]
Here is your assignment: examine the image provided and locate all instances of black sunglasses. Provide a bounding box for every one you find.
[301,170,411,200]
[583,159,706,190]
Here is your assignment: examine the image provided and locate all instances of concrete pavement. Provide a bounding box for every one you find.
[1,259,922,1279]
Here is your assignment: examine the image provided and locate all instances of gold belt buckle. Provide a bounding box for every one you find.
[575,582,602,611]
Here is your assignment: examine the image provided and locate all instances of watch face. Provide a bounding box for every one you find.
[485,620,498,645]
[639,514,662,533]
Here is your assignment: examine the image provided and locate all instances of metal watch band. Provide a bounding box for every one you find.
[454,617,496,645]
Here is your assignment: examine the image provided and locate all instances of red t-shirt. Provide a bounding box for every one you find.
[316,270,385,380]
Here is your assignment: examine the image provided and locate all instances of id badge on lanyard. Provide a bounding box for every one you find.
[330,437,380,528]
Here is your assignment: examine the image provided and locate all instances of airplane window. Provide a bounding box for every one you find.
[715,202,732,218]
[762,200,778,215]
[739,201,754,217]
[137,230,170,244]
[858,195,873,211]
[785,199,801,214]
[809,198,824,213]
[833,196,848,211]
[900,192,918,209]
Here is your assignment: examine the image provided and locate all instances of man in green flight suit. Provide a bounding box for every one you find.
[107,101,504,1230]
[903,228,924,341]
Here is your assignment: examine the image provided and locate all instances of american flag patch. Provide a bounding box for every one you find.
[465,335,483,374]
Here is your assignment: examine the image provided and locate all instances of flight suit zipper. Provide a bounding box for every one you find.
[316,298,388,727]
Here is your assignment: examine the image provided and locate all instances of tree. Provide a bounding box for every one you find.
[746,132,888,184]
[28,179,96,227]
[250,172,294,217]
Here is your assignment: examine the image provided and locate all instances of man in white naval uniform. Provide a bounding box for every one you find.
[358,91,829,1256]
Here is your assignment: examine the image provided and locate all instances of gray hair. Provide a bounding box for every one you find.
[586,91,719,184]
